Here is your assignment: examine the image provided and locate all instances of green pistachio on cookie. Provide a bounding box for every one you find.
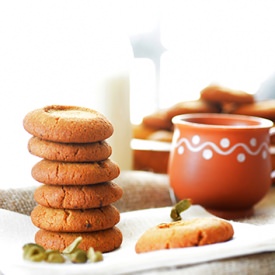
[170,199,192,221]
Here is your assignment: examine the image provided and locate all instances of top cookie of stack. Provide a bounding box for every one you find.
[23,105,123,252]
[23,105,120,184]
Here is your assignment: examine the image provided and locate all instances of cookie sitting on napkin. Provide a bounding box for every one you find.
[23,105,123,252]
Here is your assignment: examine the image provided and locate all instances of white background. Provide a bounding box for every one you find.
[1,0,275,188]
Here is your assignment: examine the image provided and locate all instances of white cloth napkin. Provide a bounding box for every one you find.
[1,206,275,275]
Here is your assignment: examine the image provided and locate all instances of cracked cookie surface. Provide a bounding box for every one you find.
[35,227,123,252]
[31,159,120,185]
[31,204,120,232]
[28,136,112,162]
[34,182,123,209]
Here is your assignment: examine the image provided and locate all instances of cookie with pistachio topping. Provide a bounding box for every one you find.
[135,217,234,253]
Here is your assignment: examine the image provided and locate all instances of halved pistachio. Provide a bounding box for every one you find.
[62,236,82,254]
[87,247,103,263]
[23,243,46,262]
[22,237,104,264]
[45,250,65,263]
[68,249,88,263]
[170,198,192,221]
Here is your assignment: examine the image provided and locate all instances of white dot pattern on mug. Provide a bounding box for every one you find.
[178,146,184,155]
[262,150,267,159]
[250,138,257,147]
[220,138,230,148]
[192,135,200,145]
[175,135,269,163]
[237,153,246,162]
[203,149,213,160]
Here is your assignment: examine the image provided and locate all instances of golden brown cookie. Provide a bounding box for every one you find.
[135,217,234,253]
[31,204,120,232]
[200,85,254,104]
[31,159,120,185]
[132,124,156,140]
[35,227,123,252]
[23,105,114,143]
[34,182,123,209]
[28,136,112,162]
[166,99,221,121]
[231,100,275,121]
[142,109,173,131]
[147,130,173,143]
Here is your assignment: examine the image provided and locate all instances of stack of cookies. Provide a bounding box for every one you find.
[23,105,123,252]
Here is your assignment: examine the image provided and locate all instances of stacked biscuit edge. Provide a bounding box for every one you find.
[23,105,123,252]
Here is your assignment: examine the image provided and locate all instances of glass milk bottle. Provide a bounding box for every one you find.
[92,32,133,171]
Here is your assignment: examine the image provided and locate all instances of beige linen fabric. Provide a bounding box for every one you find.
[0,186,36,216]
[0,171,173,215]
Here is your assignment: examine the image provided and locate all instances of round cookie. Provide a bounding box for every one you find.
[135,217,234,253]
[166,99,221,121]
[231,100,275,121]
[35,227,122,252]
[142,109,173,131]
[31,159,120,185]
[23,105,114,143]
[147,130,174,143]
[200,85,254,104]
[132,124,156,140]
[34,182,123,209]
[28,136,112,162]
[31,204,120,232]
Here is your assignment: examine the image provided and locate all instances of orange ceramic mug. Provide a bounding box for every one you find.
[168,113,274,219]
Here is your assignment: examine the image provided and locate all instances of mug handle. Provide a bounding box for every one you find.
[270,126,275,183]
[270,126,275,136]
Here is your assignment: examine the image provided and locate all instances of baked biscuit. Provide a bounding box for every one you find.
[34,182,123,209]
[132,124,156,140]
[200,85,254,104]
[142,109,173,131]
[166,99,220,121]
[135,217,234,253]
[231,100,275,121]
[23,105,114,143]
[28,136,112,162]
[35,227,123,252]
[147,130,173,143]
[31,204,120,232]
[31,159,120,185]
